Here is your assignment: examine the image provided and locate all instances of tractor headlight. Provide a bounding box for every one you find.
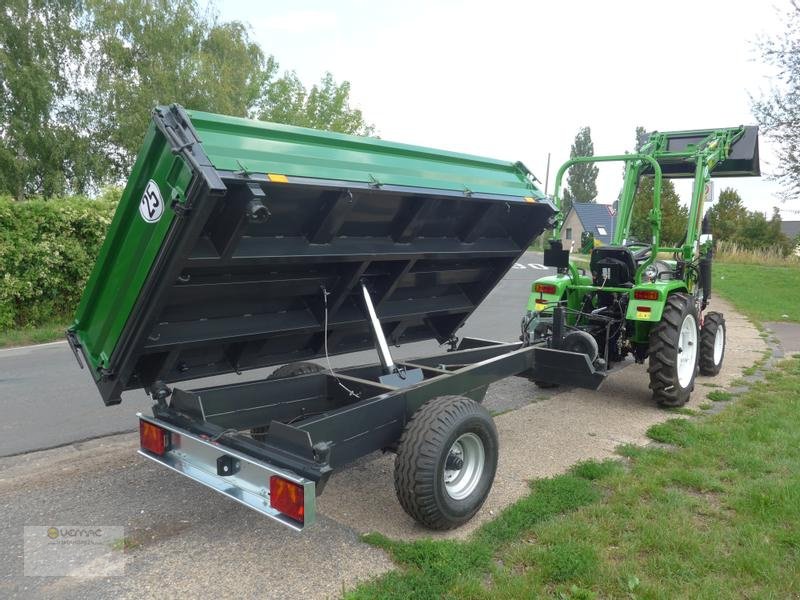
[644,264,658,282]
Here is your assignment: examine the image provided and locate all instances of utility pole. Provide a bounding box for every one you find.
[544,152,551,195]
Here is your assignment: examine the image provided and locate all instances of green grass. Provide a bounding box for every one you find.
[715,262,800,323]
[348,357,800,599]
[742,349,774,376]
[667,406,698,416]
[0,320,68,348]
[708,390,734,402]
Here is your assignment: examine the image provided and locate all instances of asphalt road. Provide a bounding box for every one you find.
[0,251,552,456]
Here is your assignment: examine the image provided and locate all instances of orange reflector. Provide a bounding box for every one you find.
[139,420,169,456]
[270,476,304,523]
[524,196,537,203]
[633,290,659,301]
[636,306,652,313]
[535,283,557,294]
[267,173,288,183]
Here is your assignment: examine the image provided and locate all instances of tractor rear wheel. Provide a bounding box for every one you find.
[394,395,498,529]
[699,312,726,376]
[250,362,324,442]
[648,294,699,407]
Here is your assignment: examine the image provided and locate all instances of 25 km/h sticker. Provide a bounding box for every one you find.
[139,180,164,223]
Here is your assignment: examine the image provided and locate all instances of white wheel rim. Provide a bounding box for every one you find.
[713,324,725,365]
[443,433,485,500]
[677,314,698,388]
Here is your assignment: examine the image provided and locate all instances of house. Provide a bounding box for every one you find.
[782,221,800,255]
[561,203,616,250]
[781,221,800,242]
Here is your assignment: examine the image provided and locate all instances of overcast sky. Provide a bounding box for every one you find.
[218,0,798,220]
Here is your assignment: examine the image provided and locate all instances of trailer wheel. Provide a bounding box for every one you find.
[648,294,699,407]
[394,395,498,530]
[699,312,725,376]
[250,362,324,442]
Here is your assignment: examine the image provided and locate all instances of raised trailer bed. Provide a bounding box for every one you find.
[69,105,604,530]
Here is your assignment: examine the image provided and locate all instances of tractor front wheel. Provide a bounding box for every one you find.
[699,312,726,376]
[648,294,699,407]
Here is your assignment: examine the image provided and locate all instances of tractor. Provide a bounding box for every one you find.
[524,126,760,406]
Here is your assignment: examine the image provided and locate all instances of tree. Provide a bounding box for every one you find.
[706,187,747,241]
[0,0,374,197]
[259,71,373,135]
[82,0,276,178]
[624,126,689,246]
[82,0,373,178]
[0,0,92,199]
[751,1,800,197]
[629,177,688,246]
[561,126,598,215]
[727,207,792,256]
[634,126,648,152]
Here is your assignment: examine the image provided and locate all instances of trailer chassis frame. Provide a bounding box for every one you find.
[140,337,604,529]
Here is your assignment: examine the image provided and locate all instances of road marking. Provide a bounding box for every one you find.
[0,340,68,354]
[513,263,548,270]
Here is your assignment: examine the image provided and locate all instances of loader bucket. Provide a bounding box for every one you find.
[640,126,760,178]
[69,105,555,404]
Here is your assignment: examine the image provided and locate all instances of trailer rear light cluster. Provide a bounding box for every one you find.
[139,420,170,456]
[535,283,557,295]
[270,476,304,523]
[633,290,659,301]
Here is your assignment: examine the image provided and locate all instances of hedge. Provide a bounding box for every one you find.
[0,190,120,330]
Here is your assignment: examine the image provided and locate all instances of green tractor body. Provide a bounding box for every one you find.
[526,126,760,405]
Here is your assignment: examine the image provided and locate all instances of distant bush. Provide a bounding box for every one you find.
[0,189,121,330]
[715,240,800,267]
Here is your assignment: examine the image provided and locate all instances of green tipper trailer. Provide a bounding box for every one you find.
[68,105,603,530]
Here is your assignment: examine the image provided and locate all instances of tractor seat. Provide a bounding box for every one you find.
[590,246,637,286]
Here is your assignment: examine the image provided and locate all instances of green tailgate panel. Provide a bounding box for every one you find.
[188,109,544,198]
[70,105,554,405]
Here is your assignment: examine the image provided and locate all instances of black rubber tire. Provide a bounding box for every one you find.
[699,312,725,376]
[394,395,498,530]
[250,362,324,441]
[647,294,699,407]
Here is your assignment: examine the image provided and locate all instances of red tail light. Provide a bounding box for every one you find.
[535,283,557,295]
[270,476,305,523]
[139,420,170,456]
[634,290,659,301]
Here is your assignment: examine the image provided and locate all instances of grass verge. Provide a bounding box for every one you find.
[0,321,68,348]
[715,262,800,323]
[348,357,800,599]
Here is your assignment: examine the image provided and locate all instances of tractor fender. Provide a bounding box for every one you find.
[625,281,688,322]
[526,273,581,312]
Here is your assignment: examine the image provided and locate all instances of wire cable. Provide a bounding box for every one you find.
[321,286,360,399]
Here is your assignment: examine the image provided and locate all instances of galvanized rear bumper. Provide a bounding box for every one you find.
[137,414,316,531]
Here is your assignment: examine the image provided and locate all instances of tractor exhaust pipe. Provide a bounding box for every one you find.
[699,216,712,309]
